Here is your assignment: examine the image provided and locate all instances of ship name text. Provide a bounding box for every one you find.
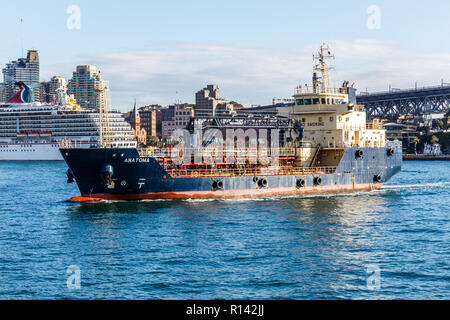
[124,158,150,163]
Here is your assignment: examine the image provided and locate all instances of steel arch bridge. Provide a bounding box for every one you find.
[356,84,450,119]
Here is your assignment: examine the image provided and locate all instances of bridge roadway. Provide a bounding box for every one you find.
[356,84,450,118]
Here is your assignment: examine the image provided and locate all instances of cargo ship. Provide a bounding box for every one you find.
[60,44,402,202]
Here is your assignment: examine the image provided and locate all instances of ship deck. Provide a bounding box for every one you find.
[137,146,341,178]
[166,166,337,178]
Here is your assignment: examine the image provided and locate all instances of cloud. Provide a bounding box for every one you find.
[329,40,450,91]
[40,41,450,111]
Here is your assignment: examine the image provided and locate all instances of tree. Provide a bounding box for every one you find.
[146,136,160,147]
[229,101,244,108]
[444,111,450,129]
[413,136,420,154]
[445,110,450,118]
[431,135,439,144]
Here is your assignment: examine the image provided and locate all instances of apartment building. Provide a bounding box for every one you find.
[68,65,109,109]
[162,104,194,140]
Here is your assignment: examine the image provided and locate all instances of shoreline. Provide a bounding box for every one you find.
[403,154,450,160]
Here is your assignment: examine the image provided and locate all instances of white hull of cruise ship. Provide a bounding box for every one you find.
[0,97,137,161]
[0,142,95,161]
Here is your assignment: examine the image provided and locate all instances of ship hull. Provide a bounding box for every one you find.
[60,142,402,201]
[69,183,384,202]
[0,143,62,161]
[0,141,94,161]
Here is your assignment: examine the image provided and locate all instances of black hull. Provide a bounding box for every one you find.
[60,142,402,201]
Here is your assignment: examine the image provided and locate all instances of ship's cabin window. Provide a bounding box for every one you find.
[318,117,323,122]
[321,98,326,104]
[330,116,334,122]
[313,98,319,104]
[296,99,304,105]
[304,99,312,105]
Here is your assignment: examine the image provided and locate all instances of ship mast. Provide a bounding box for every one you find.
[312,43,335,93]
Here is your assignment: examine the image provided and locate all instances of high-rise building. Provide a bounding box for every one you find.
[2,50,40,101]
[195,84,234,117]
[44,76,67,104]
[31,76,68,104]
[0,83,5,103]
[67,65,109,109]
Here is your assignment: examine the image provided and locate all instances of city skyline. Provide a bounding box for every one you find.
[2,1,450,111]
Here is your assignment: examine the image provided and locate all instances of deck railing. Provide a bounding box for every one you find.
[166,166,337,178]
[58,139,73,149]
[294,86,347,95]
[336,123,383,130]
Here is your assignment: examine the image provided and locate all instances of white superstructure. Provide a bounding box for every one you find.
[278,43,386,149]
[0,102,137,160]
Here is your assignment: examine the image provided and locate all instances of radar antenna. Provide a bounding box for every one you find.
[312,43,335,93]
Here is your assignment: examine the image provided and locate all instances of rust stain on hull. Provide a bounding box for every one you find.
[70,183,384,202]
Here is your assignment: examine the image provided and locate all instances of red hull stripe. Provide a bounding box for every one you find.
[70,183,385,202]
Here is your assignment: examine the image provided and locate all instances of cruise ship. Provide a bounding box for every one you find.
[60,44,402,202]
[0,82,136,160]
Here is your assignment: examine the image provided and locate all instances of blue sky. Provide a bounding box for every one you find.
[1,0,450,111]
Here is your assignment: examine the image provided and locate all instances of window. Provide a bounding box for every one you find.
[296,99,304,105]
[330,116,334,122]
[321,98,326,104]
[318,117,323,122]
[313,98,319,104]
[302,118,306,123]
[304,99,312,105]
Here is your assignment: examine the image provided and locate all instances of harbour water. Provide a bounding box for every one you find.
[0,161,448,299]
